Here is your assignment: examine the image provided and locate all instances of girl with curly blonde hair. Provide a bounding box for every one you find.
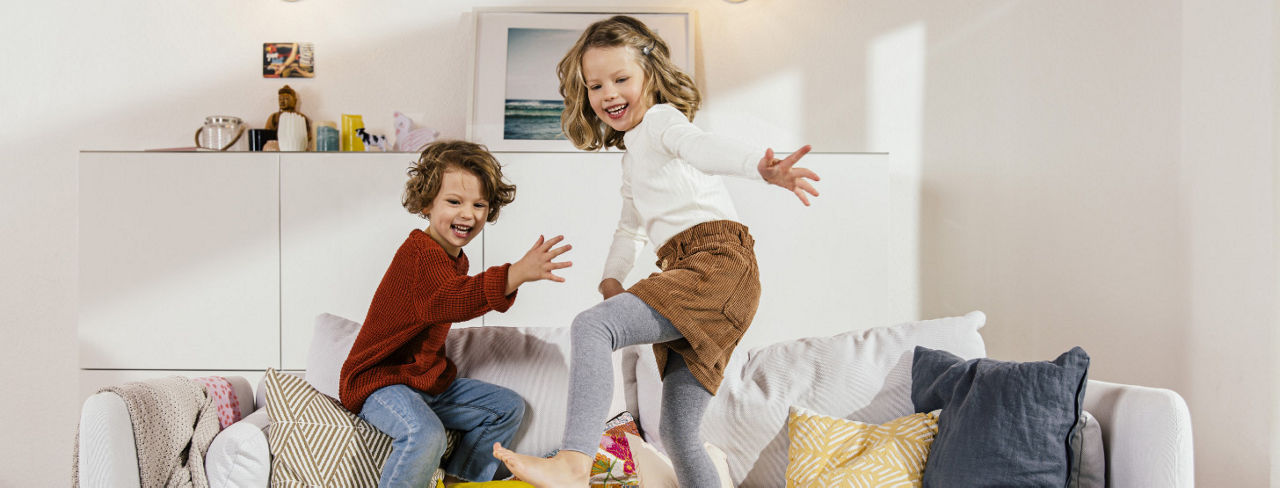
[494,16,822,488]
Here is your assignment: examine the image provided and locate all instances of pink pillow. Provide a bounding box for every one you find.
[192,376,243,429]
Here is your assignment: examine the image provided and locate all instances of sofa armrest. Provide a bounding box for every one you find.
[77,374,258,488]
[78,392,142,488]
[1082,379,1194,487]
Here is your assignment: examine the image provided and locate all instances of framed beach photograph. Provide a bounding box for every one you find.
[468,8,696,152]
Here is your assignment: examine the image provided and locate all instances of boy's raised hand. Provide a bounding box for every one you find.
[758,145,821,206]
[506,235,573,295]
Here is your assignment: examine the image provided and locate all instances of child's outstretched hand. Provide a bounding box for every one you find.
[506,235,573,295]
[758,145,820,206]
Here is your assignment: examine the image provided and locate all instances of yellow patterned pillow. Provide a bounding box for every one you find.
[785,406,940,488]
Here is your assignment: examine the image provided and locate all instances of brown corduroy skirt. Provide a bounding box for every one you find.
[627,220,761,395]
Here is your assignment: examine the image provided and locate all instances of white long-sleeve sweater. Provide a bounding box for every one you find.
[603,103,766,284]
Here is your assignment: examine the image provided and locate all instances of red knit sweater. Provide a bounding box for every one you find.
[339,229,516,413]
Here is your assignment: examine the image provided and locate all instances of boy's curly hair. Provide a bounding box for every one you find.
[403,140,516,223]
[557,15,701,151]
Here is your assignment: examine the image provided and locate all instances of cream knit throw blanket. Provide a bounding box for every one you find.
[73,376,220,487]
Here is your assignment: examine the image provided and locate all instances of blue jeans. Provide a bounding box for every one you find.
[359,379,525,486]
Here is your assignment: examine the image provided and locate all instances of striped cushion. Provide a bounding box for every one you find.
[264,368,392,487]
[785,406,939,488]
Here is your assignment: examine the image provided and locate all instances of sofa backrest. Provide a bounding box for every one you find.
[624,311,988,487]
[301,313,631,457]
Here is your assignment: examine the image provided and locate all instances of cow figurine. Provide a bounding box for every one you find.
[355,127,388,152]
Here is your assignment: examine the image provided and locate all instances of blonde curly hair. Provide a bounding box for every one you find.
[403,140,516,223]
[557,15,701,151]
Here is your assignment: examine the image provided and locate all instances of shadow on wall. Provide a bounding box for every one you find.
[908,0,1190,395]
[693,0,872,152]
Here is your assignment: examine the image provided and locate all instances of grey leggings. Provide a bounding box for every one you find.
[563,293,720,488]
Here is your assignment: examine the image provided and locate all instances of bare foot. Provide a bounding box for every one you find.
[492,442,591,488]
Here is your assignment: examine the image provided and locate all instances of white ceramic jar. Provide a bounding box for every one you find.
[276,112,308,151]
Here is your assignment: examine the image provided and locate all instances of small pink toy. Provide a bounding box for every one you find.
[394,111,440,152]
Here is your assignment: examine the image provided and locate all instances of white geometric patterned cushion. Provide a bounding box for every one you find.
[264,368,393,487]
[785,406,939,488]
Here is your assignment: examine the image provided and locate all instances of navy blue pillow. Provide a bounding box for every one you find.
[912,345,1090,487]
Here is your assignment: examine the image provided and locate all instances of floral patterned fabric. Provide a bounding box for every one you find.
[591,433,638,487]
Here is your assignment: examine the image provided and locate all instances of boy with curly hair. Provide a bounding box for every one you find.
[340,140,573,486]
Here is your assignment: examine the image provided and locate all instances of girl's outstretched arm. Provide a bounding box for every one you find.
[758,145,820,205]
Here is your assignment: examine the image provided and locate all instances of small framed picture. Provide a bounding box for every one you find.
[263,42,315,78]
[468,8,695,152]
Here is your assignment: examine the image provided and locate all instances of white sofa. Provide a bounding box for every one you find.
[78,311,1194,487]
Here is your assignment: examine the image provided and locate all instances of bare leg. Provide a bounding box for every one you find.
[494,293,682,487]
[492,443,591,488]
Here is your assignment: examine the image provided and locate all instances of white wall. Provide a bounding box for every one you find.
[1,0,1276,485]
[897,0,1276,485]
[1274,0,1280,481]
[1179,1,1277,482]
[880,0,1277,484]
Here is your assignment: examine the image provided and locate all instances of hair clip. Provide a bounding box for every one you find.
[641,44,653,56]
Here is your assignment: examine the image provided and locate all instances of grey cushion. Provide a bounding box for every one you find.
[1069,411,1105,488]
[911,346,1090,487]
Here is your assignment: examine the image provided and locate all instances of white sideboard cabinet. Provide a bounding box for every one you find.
[481,152,894,350]
[79,153,281,372]
[78,151,446,398]
[79,150,895,399]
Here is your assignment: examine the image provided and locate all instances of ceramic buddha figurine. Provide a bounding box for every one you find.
[265,85,312,148]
